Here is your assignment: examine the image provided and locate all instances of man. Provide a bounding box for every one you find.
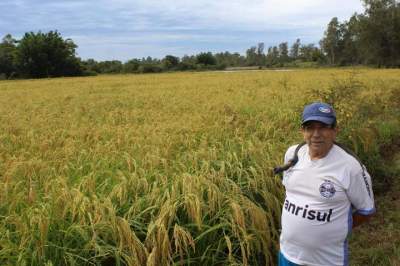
[278,102,375,266]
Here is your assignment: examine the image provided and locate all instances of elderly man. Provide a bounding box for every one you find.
[278,102,375,266]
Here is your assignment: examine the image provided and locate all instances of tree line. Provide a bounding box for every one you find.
[247,0,400,67]
[0,0,398,79]
[0,32,83,79]
[321,0,400,67]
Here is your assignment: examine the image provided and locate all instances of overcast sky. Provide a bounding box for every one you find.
[0,0,365,61]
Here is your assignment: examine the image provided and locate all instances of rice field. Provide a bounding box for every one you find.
[0,69,399,265]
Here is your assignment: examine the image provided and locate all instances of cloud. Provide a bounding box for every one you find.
[103,0,364,30]
[2,0,364,32]
[0,0,364,60]
[71,31,254,60]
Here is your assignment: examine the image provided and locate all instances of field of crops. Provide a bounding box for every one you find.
[0,69,399,265]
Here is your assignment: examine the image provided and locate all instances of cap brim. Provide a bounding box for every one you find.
[302,116,335,125]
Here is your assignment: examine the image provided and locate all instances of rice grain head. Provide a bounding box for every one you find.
[116,216,147,265]
[173,224,195,263]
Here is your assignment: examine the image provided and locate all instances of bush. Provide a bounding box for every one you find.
[309,72,400,193]
[138,64,163,73]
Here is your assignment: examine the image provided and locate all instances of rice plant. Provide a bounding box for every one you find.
[0,69,399,265]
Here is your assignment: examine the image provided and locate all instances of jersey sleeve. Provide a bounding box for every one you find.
[346,165,375,216]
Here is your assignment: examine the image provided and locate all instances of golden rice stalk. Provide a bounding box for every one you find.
[239,241,248,266]
[145,223,172,266]
[224,235,233,263]
[116,217,147,265]
[39,214,49,257]
[204,181,222,214]
[146,247,157,266]
[183,194,202,229]
[28,177,36,204]
[242,197,273,262]
[230,199,256,265]
[173,224,195,263]
[25,207,49,259]
[155,198,177,228]
[53,180,73,220]
[230,201,246,232]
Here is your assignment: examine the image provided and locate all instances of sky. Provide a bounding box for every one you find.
[0,0,365,61]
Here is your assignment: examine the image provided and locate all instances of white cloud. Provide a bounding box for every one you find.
[3,0,365,31]
[71,31,250,60]
[1,0,365,60]
[99,0,364,30]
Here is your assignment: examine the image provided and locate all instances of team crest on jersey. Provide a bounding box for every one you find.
[319,180,336,198]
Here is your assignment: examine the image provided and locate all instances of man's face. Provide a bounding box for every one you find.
[301,121,338,156]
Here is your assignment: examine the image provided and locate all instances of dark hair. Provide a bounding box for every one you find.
[301,120,337,129]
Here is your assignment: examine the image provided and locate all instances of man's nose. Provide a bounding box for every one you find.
[311,128,322,137]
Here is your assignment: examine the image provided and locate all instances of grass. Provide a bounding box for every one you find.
[350,152,400,266]
[0,68,399,265]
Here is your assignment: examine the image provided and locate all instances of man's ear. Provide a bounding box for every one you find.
[334,126,339,134]
[300,127,307,141]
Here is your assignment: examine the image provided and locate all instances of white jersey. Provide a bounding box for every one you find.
[280,144,375,266]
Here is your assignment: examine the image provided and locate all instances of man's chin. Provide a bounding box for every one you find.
[310,142,325,148]
[308,142,334,157]
[309,143,327,152]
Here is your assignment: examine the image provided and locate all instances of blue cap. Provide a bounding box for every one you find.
[302,102,336,125]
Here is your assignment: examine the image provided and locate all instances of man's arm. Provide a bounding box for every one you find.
[352,213,374,228]
[347,165,375,228]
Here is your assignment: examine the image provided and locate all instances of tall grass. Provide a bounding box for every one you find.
[0,69,399,265]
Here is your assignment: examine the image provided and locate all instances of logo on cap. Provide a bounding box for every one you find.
[318,106,331,113]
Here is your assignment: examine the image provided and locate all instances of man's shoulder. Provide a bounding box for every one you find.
[332,144,363,171]
[286,144,299,153]
[285,143,306,160]
[286,143,306,151]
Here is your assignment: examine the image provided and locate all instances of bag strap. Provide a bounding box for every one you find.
[273,141,372,198]
[273,141,306,175]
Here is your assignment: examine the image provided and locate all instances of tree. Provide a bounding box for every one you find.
[244,43,267,67]
[0,34,17,78]
[196,52,216,65]
[180,55,197,70]
[357,0,400,66]
[137,64,162,73]
[290,39,301,60]
[318,0,400,67]
[215,52,246,67]
[162,55,179,70]
[246,46,257,66]
[123,59,141,73]
[181,55,196,65]
[299,44,325,62]
[96,60,123,73]
[321,17,341,64]
[214,51,229,67]
[266,46,279,66]
[256,42,266,66]
[231,52,246,66]
[278,42,289,63]
[337,16,361,65]
[16,31,82,78]
[141,56,160,65]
